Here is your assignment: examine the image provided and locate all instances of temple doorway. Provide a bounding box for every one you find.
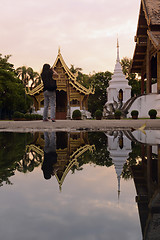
[119,89,123,102]
[56,90,67,119]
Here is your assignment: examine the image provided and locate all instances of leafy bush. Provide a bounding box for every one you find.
[13,111,25,119]
[34,114,43,120]
[114,110,122,117]
[72,109,82,120]
[131,110,139,119]
[24,113,43,120]
[148,109,157,119]
[131,110,139,117]
[95,110,102,119]
[24,113,31,120]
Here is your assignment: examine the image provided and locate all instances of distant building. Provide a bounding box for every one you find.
[27,49,94,119]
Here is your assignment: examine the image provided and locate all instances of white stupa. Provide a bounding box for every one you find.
[107,39,131,104]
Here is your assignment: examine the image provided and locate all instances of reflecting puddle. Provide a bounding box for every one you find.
[0,130,160,240]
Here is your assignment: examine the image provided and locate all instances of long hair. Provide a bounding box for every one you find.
[41,63,52,81]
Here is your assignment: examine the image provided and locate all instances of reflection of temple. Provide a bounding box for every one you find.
[54,132,95,190]
[26,132,95,189]
[105,131,132,197]
[131,144,160,240]
[128,129,160,239]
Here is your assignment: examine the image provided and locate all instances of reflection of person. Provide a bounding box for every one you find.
[41,64,58,122]
[42,132,57,180]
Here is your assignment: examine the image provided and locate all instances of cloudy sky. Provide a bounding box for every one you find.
[0,165,141,240]
[0,0,140,74]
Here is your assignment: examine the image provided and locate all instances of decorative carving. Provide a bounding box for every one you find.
[103,96,123,118]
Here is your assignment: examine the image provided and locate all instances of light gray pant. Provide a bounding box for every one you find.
[44,132,56,153]
[43,90,56,120]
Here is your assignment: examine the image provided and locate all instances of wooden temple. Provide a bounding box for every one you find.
[130,0,160,94]
[27,49,94,119]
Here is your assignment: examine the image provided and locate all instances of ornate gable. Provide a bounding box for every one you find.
[53,49,94,95]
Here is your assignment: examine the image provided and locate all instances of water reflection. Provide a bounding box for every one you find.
[0,130,160,239]
[42,132,57,180]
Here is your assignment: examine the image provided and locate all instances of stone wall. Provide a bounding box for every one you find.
[127,94,160,118]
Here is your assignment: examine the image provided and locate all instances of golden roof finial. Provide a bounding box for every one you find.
[58,46,61,54]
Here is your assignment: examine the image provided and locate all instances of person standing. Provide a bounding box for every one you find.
[41,64,58,122]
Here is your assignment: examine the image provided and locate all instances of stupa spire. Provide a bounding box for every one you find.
[117,38,120,62]
[118,175,120,200]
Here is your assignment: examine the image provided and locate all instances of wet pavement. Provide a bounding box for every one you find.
[0,119,160,132]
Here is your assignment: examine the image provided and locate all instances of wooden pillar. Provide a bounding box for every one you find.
[146,38,152,94]
[80,95,82,110]
[147,145,152,198]
[66,80,71,119]
[141,71,145,94]
[34,98,39,111]
[157,51,160,94]
[86,97,88,111]
[158,145,160,187]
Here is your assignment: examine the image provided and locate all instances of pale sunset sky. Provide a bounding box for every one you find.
[0,0,140,74]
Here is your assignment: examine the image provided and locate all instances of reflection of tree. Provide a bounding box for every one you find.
[0,131,151,188]
[70,132,145,181]
[0,132,33,186]
[15,132,44,173]
[88,132,112,166]
[122,141,142,179]
[70,132,112,173]
[16,150,42,173]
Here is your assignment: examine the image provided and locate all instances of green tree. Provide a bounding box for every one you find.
[88,71,112,116]
[0,54,32,119]
[120,57,141,96]
[0,54,14,72]
[70,64,91,88]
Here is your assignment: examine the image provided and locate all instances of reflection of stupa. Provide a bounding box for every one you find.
[105,131,132,197]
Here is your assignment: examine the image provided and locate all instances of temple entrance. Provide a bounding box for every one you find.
[119,89,123,102]
[56,90,67,119]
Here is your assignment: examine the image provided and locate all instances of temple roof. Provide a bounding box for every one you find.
[148,30,160,51]
[142,0,160,26]
[52,49,94,95]
[130,0,160,73]
[27,49,94,96]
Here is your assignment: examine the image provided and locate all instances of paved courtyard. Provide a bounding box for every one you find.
[0,119,160,132]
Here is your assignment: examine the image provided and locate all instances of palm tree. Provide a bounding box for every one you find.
[16,66,30,87]
[16,66,40,88]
